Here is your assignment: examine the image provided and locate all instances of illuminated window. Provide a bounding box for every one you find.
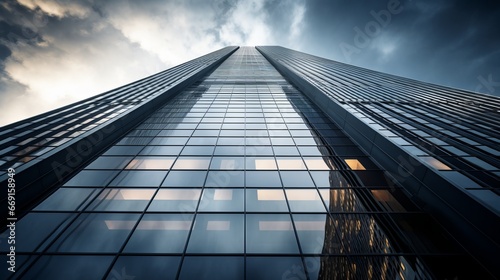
[344,159,366,170]
[419,157,451,170]
[257,190,286,200]
[303,157,331,170]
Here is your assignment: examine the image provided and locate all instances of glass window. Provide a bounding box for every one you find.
[246,157,277,170]
[162,171,207,187]
[205,171,244,187]
[22,256,113,280]
[246,214,299,253]
[179,257,244,280]
[246,257,305,280]
[172,157,211,170]
[419,156,452,170]
[280,171,314,187]
[214,146,245,155]
[286,189,326,212]
[48,213,140,253]
[0,213,72,253]
[110,171,167,187]
[124,214,193,253]
[64,170,119,187]
[303,157,332,170]
[109,256,180,280]
[87,189,155,211]
[245,145,274,156]
[198,189,244,212]
[34,188,99,211]
[181,145,215,155]
[103,146,143,156]
[272,146,300,156]
[148,189,201,212]
[187,137,218,145]
[125,157,175,169]
[187,214,244,253]
[245,171,282,187]
[85,156,132,169]
[276,157,307,170]
[344,159,366,170]
[292,214,339,254]
[210,157,244,170]
[246,189,288,212]
[139,146,183,156]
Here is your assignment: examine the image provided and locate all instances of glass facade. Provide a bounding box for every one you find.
[1,47,498,279]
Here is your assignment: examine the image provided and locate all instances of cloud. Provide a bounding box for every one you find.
[0,0,307,126]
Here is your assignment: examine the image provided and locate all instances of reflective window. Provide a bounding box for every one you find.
[187,214,244,253]
[88,189,155,211]
[198,189,244,212]
[23,256,113,280]
[125,157,175,169]
[344,159,366,170]
[172,157,211,169]
[286,189,326,212]
[179,257,244,280]
[110,171,167,187]
[246,157,277,170]
[34,188,99,211]
[162,171,207,187]
[64,170,119,187]
[109,256,180,280]
[148,189,201,212]
[85,156,132,169]
[245,171,282,187]
[246,214,299,253]
[124,214,193,253]
[246,189,288,212]
[280,171,314,187]
[49,213,140,253]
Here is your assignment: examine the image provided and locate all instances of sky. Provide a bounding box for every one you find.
[1,0,499,126]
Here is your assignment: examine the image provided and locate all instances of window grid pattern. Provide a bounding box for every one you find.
[1,47,491,280]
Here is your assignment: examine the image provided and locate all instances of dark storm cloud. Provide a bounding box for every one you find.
[0,0,498,126]
[300,0,500,95]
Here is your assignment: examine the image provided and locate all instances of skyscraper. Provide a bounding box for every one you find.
[1,46,498,279]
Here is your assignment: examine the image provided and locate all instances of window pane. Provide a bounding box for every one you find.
[246,157,277,170]
[198,189,244,212]
[286,189,326,212]
[125,157,175,169]
[187,214,244,253]
[124,214,193,253]
[148,189,201,212]
[34,188,99,211]
[64,170,119,187]
[85,156,132,169]
[179,257,244,280]
[280,171,314,187]
[246,257,304,280]
[172,157,211,170]
[245,171,282,187]
[110,171,167,187]
[246,214,299,253]
[162,171,207,187]
[49,213,140,253]
[205,171,244,187]
[108,256,181,280]
[23,256,113,280]
[246,189,288,212]
[87,189,155,211]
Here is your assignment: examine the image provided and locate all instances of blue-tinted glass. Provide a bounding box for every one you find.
[64,170,119,187]
[108,256,181,280]
[148,189,201,212]
[0,213,72,252]
[162,171,207,187]
[214,146,245,155]
[124,214,193,253]
[245,171,282,187]
[246,257,305,280]
[103,145,143,155]
[280,171,314,187]
[34,188,99,211]
[49,213,139,253]
[246,214,299,253]
[22,256,113,280]
[286,189,326,212]
[198,189,244,212]
[85,156,132,169]
[179,257,244,280]
[205,171,244,187]
[139,146,183,156]
[187,214,244,253]
[181,145,215,155]
[87,189,155,211]
[110,170,167,187]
